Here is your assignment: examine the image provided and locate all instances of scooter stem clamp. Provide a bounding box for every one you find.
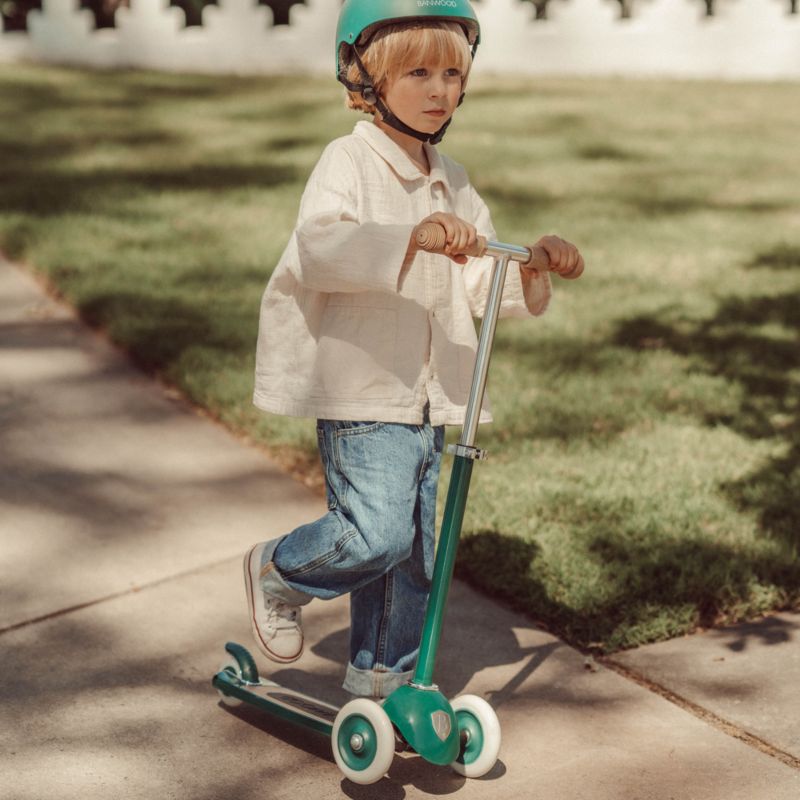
[446,444,487,461]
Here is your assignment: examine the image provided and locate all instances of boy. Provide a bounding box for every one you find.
[245,0,584,699]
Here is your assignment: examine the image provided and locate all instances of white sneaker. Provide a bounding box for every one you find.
[243,543,304,663]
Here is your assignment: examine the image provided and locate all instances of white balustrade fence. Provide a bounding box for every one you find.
[1,0,798,80]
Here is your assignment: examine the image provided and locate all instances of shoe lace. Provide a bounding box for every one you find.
[263,598,299,631]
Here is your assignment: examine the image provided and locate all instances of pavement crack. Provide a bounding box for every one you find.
[601,656,800,772]
[0,555,239,636]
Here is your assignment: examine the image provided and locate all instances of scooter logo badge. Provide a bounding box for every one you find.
[431,711,451,741]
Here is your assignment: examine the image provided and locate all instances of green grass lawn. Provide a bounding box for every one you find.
[2,65,798,652]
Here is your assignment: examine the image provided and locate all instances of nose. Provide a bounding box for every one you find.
[427,70,449,98]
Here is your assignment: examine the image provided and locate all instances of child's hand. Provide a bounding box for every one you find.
[414,213,478,265]
[527,235,585,280]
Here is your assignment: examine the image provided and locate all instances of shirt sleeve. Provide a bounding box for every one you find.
[290,142,415,295]
[461,184,552,319]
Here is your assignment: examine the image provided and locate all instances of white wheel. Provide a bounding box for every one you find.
[450,695,501,778]
[331,698,395,785]
[216,658,244,707]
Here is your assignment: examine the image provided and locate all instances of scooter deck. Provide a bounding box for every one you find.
[214,669,338,737]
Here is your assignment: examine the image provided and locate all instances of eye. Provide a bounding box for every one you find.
[445,68,463,78]
[409,68,428,77]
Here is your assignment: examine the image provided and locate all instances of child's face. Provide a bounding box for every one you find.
[381,59,464,136]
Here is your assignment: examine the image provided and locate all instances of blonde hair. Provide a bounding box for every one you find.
[344,21,473,115]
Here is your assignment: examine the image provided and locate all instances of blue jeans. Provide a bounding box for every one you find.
[258,417,445,697]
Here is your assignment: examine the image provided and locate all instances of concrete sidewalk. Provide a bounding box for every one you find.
[1,256,798,800]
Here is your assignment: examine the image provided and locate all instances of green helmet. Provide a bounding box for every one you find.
[336,0,481,79]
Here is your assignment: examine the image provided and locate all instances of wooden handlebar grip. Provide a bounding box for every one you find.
[415,223,487,258]
[521,245,551,272]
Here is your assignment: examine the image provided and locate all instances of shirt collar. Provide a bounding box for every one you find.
[353,120,449,191]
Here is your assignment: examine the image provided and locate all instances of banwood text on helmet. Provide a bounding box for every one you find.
[336,0,481,145]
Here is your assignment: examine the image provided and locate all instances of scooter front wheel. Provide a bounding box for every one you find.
[450,695,501,778]
[332,699,395,785]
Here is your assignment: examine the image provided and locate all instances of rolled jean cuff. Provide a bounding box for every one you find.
[343,663,412,698]
[258,538,314,607]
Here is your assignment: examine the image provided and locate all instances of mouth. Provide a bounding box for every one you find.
[423,109,447,117]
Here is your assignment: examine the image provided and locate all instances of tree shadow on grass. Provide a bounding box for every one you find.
[455,527,800,654]
[78,291,254,374]
[614,277,800,554]
[0,162,301,217]
[0,130,182,166]
[0,75,80,115]
[574,141,647,161]
[747,243,800,271]
[624,193,790,217]
[0,69,313,221]
[0,65,259,109]
[477,334,659,450]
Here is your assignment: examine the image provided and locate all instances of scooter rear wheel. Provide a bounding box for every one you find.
[332,699,395,785]
[450,695,501,778]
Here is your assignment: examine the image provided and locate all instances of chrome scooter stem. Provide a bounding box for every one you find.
[459,238,536,451]
[410,241,534,688]
[460,252,511,449]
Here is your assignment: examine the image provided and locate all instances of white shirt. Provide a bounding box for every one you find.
[253,120,551,426]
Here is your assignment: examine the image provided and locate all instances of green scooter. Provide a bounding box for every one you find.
[212,223,550,784]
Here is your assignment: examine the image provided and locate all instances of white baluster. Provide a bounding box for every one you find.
[27,0,95,62]
[472,0,539,76]
[706,0,800,78]
[115,0,186,69]
[2,0,799,80]
[274,0,342,73]
[0,29,33,64]
[190,0,272,73]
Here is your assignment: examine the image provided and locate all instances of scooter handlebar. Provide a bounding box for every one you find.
[414,222,551,271]
[415,222,488,258]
